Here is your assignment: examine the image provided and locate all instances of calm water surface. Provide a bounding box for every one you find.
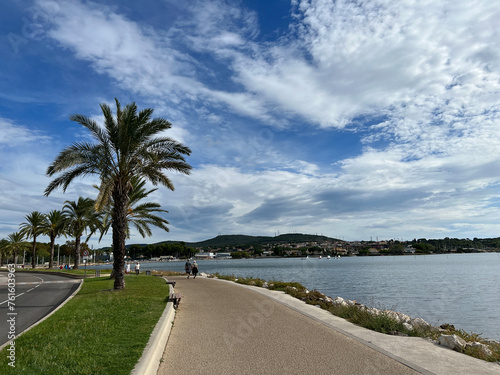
[99,253,500,340]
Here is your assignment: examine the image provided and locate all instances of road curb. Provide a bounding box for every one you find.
[131,279,176,375]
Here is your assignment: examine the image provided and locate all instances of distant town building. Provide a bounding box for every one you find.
[214,252,232,259]
[159,255,175,261]
[195,252,215,259]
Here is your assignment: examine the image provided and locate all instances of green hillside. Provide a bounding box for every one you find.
[154,233,340,248]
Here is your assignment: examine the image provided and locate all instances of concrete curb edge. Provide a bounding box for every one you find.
[131,279,176,375]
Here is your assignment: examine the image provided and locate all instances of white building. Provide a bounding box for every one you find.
[194,252,215,259]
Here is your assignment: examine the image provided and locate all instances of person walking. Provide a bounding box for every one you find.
[125,262,131,275]
[192,260,199,279]
[185,259,192,279]
[135,262,140,275]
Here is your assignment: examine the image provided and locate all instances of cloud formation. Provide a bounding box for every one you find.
[1,0,499,245]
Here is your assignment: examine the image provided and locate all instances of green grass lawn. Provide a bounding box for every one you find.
[0,275,169,375]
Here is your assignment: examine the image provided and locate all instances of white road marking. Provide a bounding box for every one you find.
[0,275,78,305]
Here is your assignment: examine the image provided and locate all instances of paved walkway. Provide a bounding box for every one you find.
[157,276,419,375]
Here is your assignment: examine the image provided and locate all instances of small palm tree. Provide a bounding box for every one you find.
[45,99,191,289]
[20,211,48,268]
[44,210,67,268]
[3,232,30,266]
[63,197,101,269]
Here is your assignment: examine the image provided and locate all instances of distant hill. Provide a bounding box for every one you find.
[154,233,340,248]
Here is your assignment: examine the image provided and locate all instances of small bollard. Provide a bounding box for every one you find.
[145,270,151,276]
[95,269,101,277]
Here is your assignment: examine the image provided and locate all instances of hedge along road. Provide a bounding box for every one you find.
[0,271,81,347]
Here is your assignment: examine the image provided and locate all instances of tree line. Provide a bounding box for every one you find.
[0,178,171,269]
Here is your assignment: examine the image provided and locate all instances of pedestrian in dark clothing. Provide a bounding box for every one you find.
[185,260,192,279]
[192,261,199,279]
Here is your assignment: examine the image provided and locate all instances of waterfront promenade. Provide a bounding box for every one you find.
[157,276,419,375]
[156,276,500,375]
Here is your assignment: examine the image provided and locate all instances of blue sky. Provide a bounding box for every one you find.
[1,0,500,247]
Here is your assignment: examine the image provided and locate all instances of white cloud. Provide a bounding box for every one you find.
[33,0,270,125]
[0,118,52,145]
[6,0,498,244]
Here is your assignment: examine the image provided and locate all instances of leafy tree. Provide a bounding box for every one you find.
[45,99,191,289]
[44,210,67,268]
[63,197,101,269]
[389,243,404,255]
[19,211,48,268]
[272,246,285,257]
[413,243,435,254]
[127,244,144,260]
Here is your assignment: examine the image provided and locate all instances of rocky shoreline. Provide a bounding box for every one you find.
[324,295,497,358]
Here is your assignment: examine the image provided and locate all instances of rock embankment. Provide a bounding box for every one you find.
[298,291,498,360]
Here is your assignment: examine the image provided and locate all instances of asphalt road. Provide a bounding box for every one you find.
[0,271,81,347]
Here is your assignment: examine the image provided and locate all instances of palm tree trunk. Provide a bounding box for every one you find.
[49,234,55,269]
[74,236,81,269]
[112,187,128,289]
[31,236,37,269]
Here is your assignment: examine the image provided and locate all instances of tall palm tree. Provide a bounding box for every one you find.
[20,211,48,268]
[3,232,30,267]
[99,177,170,241]
[45,99,191,289]
[63,197,101,269]
[44,210,67,269]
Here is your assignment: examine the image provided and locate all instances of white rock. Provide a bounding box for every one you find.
[484,339,499,345]
[384,310,400,322]
[438,334,467,352]
[262,282,268,288]
[411,317,432,330]
[398,313,411,323]
[368,307,381,316]
[403,323,414,331]
[466,342,493,357]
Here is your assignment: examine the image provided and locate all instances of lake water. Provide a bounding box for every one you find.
[97,253,500,340]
